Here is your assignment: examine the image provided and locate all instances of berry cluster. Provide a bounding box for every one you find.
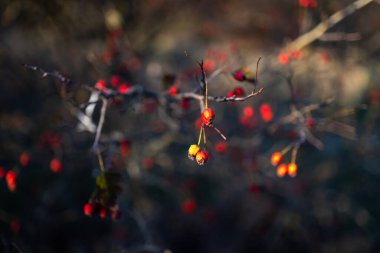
[83,201,122,220]
[188,144,210,165]
[95,76,132,95]
[270,147,299,177]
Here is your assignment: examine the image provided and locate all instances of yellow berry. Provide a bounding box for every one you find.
[188,144,200,160]
[288,163,298,177]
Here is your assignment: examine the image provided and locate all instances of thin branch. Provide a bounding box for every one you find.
[92,97,108,151]
[174,88,264,103]
[209,124,227,141]
[23,64,73,85]
[286,0,374,51]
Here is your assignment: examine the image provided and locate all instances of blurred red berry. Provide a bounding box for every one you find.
[278,53,290,65]
[95,79,107,90]
[306,117,316,128]
[181,199,197,214]
[99,207,108,219]
[83,203,94,216]
[233,87,245,97]
[260,103,273,122]
[243,106,254,118]
[180,98,190,110]
[226,90,235,98]
[215,141,227,153]
[233,71,246,82]
[118,83,130,94]
[291,50,303,60]
[299,0,318,8]
[168,86,179,96]
[19,152,30,167]
[110,75,121,87]
[50,158,62,173]
[6,171,17,192]
[203,59,216,72]
[0,166,5,179]
[120,139,131,157]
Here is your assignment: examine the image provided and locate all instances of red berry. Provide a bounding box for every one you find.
[110,75,121,87]
[260,103,273,122]
[201,108,215,126]
[99,207,108,219]
[50,158,62,173]
[278,53,290,65]
[6,171,17,192]
[120,139,131,156]
[180,98,190,110]
[203,59,216,72]
[19,152,30,167]
[271,152,283,166]
[233,87,245,97]
[195,151,210,165]
[215,141,227,153]
[276,164,288,177]
[118,83,130,94]
[299,0,318,8]
[181,199,197,214]
[233,71,246,82]
[226,90,235,98]
[168,86,179,96]
[95,80,107,90]
[83,203,94,216]
[243,106,254,118]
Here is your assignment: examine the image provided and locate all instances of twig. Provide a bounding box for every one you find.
[92,97,108,151]
[173,88,264,103]
[209,124,227,141]
[23,64,73,85]
[285,0,374,51]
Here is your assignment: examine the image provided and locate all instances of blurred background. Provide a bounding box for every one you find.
[1,0,380,252]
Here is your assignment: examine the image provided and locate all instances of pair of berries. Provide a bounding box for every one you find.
[201,108,215,126]
[83,201,122,221]
[227,86,245,98]
[276,163,298,177]
[188,144,210,165]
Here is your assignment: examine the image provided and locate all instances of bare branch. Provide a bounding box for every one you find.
[92,97,108,151]
[23,64,73,85]
[286,0,374,51]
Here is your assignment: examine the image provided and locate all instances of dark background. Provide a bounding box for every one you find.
[1,0,380,252]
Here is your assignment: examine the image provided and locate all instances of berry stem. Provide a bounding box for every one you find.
[197,126,204,146]
[203,125,207,145]
[210,124,227,141]
[97,150,105,172]
[291,145,299,164]
[280,143,293,155]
